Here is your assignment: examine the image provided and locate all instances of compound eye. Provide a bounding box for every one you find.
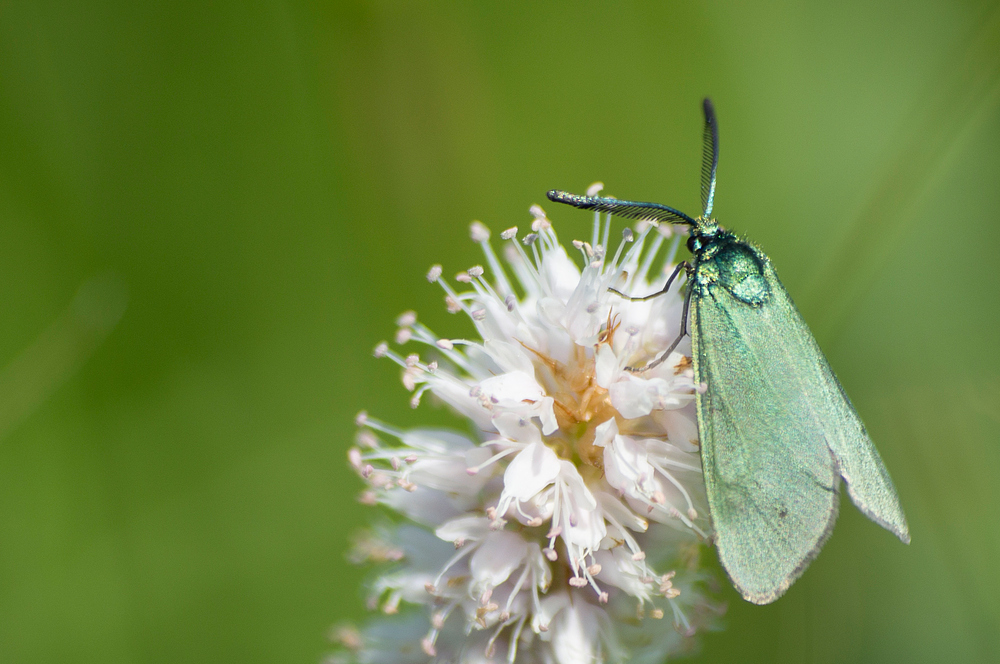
[686,235,700,253]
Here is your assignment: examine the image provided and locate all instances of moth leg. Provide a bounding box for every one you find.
[627,281,693,373]
[609,261,689,302]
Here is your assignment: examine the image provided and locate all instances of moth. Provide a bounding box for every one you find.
[547,99,909,604]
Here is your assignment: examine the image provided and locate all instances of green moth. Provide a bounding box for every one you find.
[547,99,909,604]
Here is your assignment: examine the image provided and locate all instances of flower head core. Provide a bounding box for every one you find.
[337,189,720,663]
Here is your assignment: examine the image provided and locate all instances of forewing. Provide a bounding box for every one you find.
[765,266,910,543]
[693,260,908,604]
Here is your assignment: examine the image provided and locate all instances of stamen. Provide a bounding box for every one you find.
[471,221,514,297]
[465,445,522,475]
[635,232,666,285]
[507,615,527,664]
[649,459,699,518]
[431,542,478,589]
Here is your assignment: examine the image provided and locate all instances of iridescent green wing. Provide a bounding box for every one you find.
[693,254,908,604]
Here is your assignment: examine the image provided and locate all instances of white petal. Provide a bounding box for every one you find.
[536,396,558,435]
[483,339,536,376]
[558,461,606,550]
[609,375,671,419]
[594,343,619,388]
[537,296,567,328]
[540,243,581,303]
[591,418,619,449]
[592,548,652,599]
[557,460,598,511]
[492,411,542,445]
[603,434,654,497]
[470,531,528,588]
[380,485,465,527]
[551,602,602,664]
[503,442,561,500]
[426,377,494,431]
[532,592,571,633]
[400,428,474,454]
[435,515,490,543]
[479,370,544,407]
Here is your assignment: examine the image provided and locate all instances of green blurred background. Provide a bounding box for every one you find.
[0,1,997,662]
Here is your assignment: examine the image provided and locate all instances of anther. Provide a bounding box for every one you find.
[623,228,634,242]
[426,265,442,282]
[354,411,368,426]
[394,328,411,344]
[529,204,546,219]
[470,220,490,242]
[436,339,455,350]
[373,343,388,358]
[456,273,472,283]
[501,227,518,240]
[468,265,485,278]
[396,311,417,327]
[348,448,362,469]
[586,182,604,196]
[402,372,416,391]
[569,577,587,587]
[531,217,551,232]
[472,309,487,321]
[522,233,538,246]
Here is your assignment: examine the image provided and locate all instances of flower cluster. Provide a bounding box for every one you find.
[335,186,721,663]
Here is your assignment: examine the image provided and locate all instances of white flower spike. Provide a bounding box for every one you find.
[334,196,721,663]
